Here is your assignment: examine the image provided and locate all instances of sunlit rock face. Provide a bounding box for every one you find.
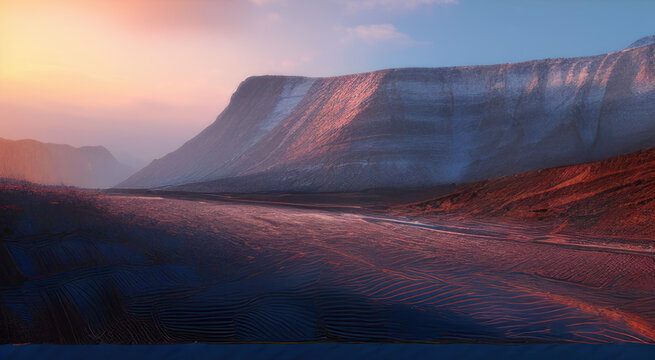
[0,138,132,188]
[119,40,655,192]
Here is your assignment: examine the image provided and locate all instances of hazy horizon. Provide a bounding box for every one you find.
[2,0,654,166]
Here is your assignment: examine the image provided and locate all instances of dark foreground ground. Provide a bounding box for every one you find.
[1,179,654,344]
[1,176,655,357]
[2,343,655,360]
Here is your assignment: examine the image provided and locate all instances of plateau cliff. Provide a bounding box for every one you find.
[119,38,655,192]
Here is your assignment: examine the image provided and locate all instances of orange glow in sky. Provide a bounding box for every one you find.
[1,0,325,165]
[1,0,652,166]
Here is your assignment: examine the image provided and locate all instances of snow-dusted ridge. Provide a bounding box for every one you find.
[626,35,655,49]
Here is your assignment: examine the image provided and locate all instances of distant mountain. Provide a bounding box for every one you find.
[0,137,133,188]
[119,36,655,192]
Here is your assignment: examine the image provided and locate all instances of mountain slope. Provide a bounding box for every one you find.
[627,35,655,49]
[0,138,132,188]
[402,147,655,238]
[119,38,655,192]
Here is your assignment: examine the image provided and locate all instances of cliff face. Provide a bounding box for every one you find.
[119,40,655,192]
[0,138,132,188]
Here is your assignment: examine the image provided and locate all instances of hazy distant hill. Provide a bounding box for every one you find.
[120,36,655,192]
[0,137,132,188]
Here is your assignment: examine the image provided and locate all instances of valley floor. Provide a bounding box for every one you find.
[1,181,654,347]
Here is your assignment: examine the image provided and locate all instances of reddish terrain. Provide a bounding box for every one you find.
[401,148,655,249]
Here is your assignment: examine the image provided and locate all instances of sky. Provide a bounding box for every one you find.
[1,0,654,167]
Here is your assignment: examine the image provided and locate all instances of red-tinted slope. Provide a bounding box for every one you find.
[403,147,655,238]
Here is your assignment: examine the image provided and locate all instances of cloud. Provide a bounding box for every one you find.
[41,0,252,34]
[343,0,457,12]
[265,12,282,23]
[280,55,312,70]
[344,24,414,45]
[249,0,287,5]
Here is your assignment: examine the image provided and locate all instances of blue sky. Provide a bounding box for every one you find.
[299,0,655,75]
[361,0,655,70]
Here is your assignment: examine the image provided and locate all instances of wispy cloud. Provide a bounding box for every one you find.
[343,0,457,12]
[343,24,416,45]
[265,12,282,23]
[280,55,312,70]
[249,0,287,5]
